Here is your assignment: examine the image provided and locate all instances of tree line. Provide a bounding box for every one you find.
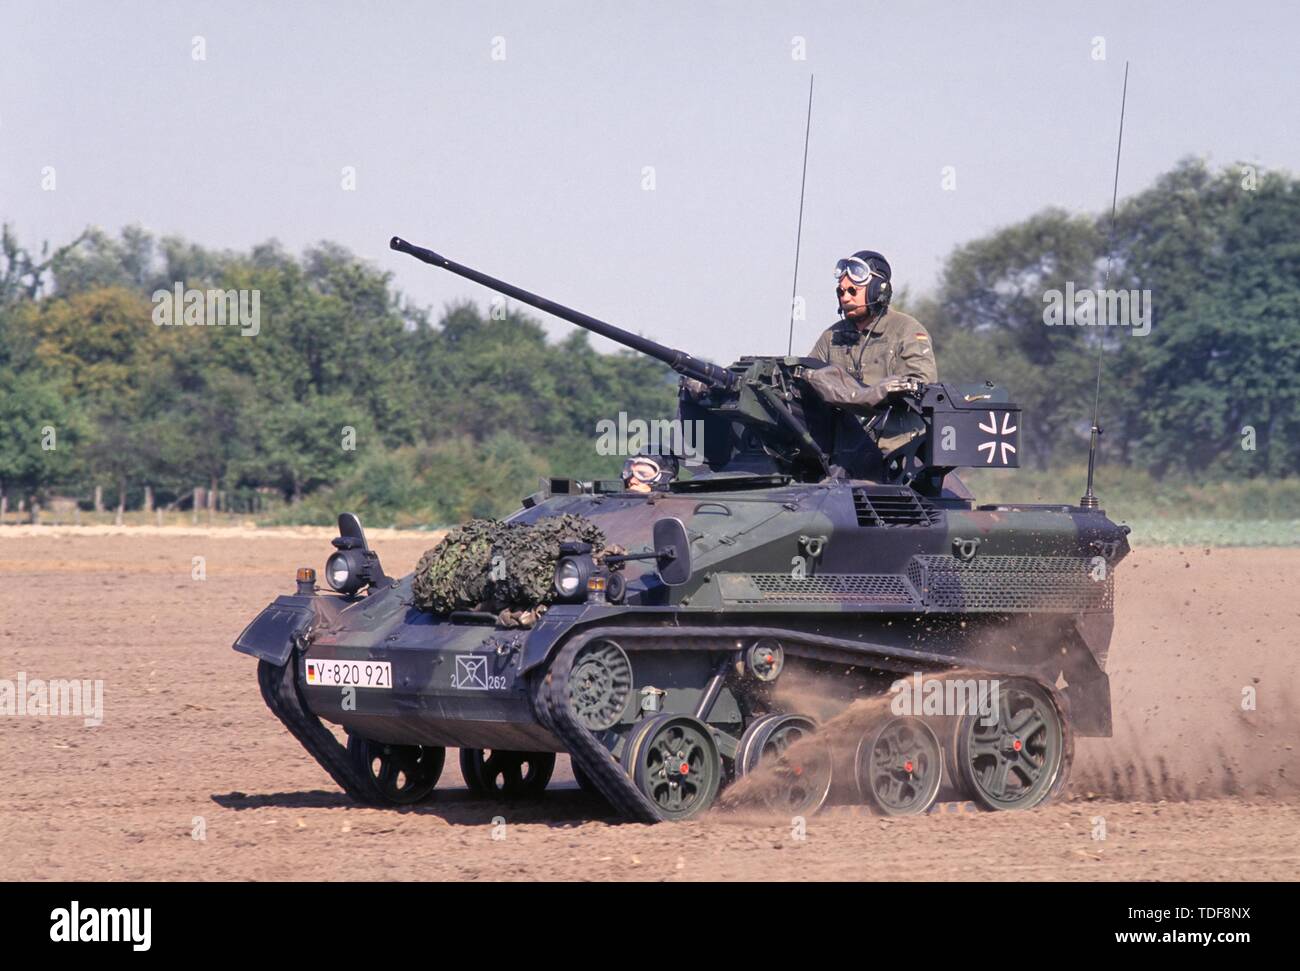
[0,158,1295,526]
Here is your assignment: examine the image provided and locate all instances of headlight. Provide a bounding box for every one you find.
[325,550,364,595]
[323,514,387,597]
[553,556,590,602]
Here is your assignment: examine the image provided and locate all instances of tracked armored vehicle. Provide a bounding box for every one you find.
[234,236,1130,822]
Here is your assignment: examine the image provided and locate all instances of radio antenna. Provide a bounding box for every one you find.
[1081,60,1129,511]
[786,75,814,356]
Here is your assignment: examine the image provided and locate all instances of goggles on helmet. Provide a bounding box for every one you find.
[623,457,662,483]
[834,256,883,285]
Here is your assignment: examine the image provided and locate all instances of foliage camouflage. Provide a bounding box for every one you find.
[410,518,499,614]
[410,513,607,614]
[488,513,607,609]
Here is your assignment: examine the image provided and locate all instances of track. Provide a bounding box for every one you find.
[256,657,378,803]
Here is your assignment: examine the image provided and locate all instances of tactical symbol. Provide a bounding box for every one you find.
[454,655,489,690]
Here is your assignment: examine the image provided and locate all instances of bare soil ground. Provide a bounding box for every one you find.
[1,529,1297,881]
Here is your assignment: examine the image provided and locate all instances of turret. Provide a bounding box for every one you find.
[390,236,1021,490]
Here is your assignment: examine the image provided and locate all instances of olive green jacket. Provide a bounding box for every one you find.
[807,309,938,385]
[807,309,938,458]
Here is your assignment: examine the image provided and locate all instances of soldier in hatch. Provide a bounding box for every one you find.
[621,455,677,493]
[804,250,938,459]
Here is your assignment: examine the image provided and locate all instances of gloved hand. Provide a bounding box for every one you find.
[863,375,919,407]
[806,366,916,411]
[680,377,709,399]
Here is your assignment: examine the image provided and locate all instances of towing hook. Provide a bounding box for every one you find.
[1091,539,1120,561]
[799,534,827,559]
[952,537,981,562]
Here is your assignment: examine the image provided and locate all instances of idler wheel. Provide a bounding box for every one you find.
[855,716,943,816]
[346,735,445,805]
[734,713,832,814]
[621,714,722,821]
[952,678,1069,811]
[459,749,556,799]
[568,639,633,732]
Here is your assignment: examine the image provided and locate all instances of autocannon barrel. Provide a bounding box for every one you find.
[390,236,739,391]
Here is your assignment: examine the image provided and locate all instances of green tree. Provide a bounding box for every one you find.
[929,209,1104,467]
[0,367,80,512]
[1126,164,1300,476]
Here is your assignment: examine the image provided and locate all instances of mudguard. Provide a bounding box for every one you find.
[233,597,317,665]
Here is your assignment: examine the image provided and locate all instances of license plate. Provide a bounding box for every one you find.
[304,658,392,689]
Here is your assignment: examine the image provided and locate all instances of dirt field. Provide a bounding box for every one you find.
[2,528,1297,881]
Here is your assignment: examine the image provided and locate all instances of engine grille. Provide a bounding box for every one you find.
[732,573,918,605]
[910,555,1113,611]
[853,488,942,527]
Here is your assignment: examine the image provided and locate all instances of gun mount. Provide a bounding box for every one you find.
[390,236,1021,488]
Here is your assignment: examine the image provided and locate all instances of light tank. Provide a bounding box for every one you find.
[233,235,1130,821]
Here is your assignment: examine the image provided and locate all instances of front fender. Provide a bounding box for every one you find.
[233,595,329,665]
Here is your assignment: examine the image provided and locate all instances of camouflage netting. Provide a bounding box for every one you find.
[411,518,499,615]
[411,514,611,621]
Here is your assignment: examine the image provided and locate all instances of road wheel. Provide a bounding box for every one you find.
[952,678,1069,811]
[345,735,444,805]
[459,748,556,798]
[855,716,942,816]
[622,714,722,821]
[734,713,832,815]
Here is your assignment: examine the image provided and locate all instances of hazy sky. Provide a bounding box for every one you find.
[3,1,1296,363]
